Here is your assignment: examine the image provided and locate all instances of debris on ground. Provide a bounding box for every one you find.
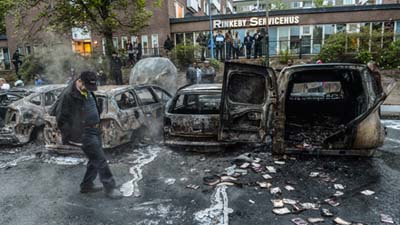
[360,190,375,196]
[266,166,277,173]
[307,217,325,223]
[320,208,334,217]
[333,217,351,225]
[262,174,272,179]
[309,172,320,177]
[240,162,250,169]
[283,198,298,205]
[274,161,285,165]
[334,184,345,190]
[324,198,340,207]
[186,184,200,190]
[271,199,284,208]
[270,187,282,195]
[249,199,255,204]
[272,207,291,215]
[0,155,36,169]
[301,202,319,210]
[380,214,394,224]
[333,191,344,197]
[257,181,271,189]
[165,178,176,185]
[291,217,308,225]
[284,185,295,191]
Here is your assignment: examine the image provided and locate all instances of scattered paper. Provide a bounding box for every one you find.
[309,172,320,177]
[334,184,345,190]
[307,217,324,223]
[270,187,282,195]
[380,214,394,224]
[274,161,285,165]
[333,191,344,197]
[361,190,375,196]
[249,199,255,204]
[240,162,250,169]
[266,166,277,173]
[291,217,308,225]
[262,174,273,179]
[333,217,351,225]
[285,185,295,191]
[272,207,291,215]
[283,198,297,205]
[271,199,284,208]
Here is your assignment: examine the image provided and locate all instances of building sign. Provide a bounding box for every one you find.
[213,16,300,29]
[72,27,91,40]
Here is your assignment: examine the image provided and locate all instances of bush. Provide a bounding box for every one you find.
[208,58,221,71]
[379,40,400,69]
[19,54,46,82]
[356,50,373,64]
[278,48,292,64]
[316,33,346,63]
[170,43,200,70]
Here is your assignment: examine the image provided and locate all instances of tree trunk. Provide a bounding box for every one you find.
[104,29,114,58]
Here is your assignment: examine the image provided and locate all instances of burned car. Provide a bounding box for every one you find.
[166,62,395,156]
[164,84,222,147]
[223,62,395,156]
[44,84,171,153]
[0,88,32,127]
[0,85,66,145]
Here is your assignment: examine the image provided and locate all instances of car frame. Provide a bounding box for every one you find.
[0,85,66,145]
[44,84,172,153]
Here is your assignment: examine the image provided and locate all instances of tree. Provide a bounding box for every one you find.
[0,0,14,34]
[9,0,159,57]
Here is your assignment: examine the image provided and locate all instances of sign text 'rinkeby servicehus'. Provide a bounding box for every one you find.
[213,16,300,29]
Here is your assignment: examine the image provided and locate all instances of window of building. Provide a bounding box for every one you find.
[336,24,346,33]
[347,23,360,52]
[395,21,400,41]
[301,26,312,54]
[17,47,23,54]
[343,0,355,4]
[359,23,371,50]
[269,27,278,56]
[25,46,31,55]
[175,1,184,18]
[290,26,300,54]
[323,24,334,42]
[112,37,119,49]
[383,21,394,48]
[175,33,184,45]
[371,22,383,51]
[278,27,289,52]
[204,0,209,15]
[151,34,159,55]
[375,0,382,4]
[0,48,10,70]
[131,36,137,45]
[121,36,128,49]
[303,0,313,8]
[312,25,323,54]
[141,35,148,55]
[185,32,194,45]
[291,1,303,8]
[323,0,335,6]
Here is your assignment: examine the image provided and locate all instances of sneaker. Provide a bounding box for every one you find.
[80,184,103,194]
[105,188,123,199]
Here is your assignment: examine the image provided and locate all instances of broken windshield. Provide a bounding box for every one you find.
[171,94,221,114]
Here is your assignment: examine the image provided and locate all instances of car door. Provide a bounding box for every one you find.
[114,90,142,131]
[218,62,277,143]
[134,86,164,119]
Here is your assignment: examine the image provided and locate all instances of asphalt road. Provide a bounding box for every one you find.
[0,120,399,225]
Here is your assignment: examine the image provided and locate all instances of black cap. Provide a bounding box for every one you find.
[80,71,97,91]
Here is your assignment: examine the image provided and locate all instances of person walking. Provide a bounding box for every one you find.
[12,50,23,78]
[225,30,233,60]
[186,62,197,84]
[163,35,174,57]
[196,33,208,61]
[110,52,123,85]
[232,31,241,59]
[215,30,225,61]
[253,29,263,59]
[243,32,253,59]
[53,71,123,199]
[201,61,216,83]
[136,42,142,61]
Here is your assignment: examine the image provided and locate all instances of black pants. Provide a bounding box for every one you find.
[114,71,123,85]
[246,47,251,59]
[80,128,116,190]
[216,46,223,60]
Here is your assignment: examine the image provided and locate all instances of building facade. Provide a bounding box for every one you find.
[1,0,399,71]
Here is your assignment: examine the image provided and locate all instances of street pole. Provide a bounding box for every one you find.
[209,0,215,59]
[265,0,269,67]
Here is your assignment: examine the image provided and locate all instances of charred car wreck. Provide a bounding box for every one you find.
[0,88,32,127]
[44,85,171,153]
[165,62,395,156]
[0,85,66,145]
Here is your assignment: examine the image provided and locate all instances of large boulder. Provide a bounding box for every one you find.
[129,57,177,94]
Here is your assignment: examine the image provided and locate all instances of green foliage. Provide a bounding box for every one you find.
[278,48,292,64]
[170,43,200,70]
[379,40,400,69]
[18,54,45,82]
[314,0,324,7]
[0,0,15,34]
[356,50,373,64]
[316,33,346,63]
[9,0,155,56]
[209,58,221,71]
[269,0,289,10]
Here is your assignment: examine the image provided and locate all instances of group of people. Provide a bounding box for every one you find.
[186,61,216,84]
[126,41,142,66]
[195,29,265,61]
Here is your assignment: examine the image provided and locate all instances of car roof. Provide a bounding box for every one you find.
[283,63,366,72]
[95,84,167,96]
[178,83,222,94]
[29,84,66,93]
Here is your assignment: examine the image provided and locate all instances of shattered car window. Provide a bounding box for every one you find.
[152,87,171,103]
[290,82,343,99]
[172,94,221,114]
[115,91,137,110]
[228,73,265,104]
[30,95,41,106]
[135,88,157,105]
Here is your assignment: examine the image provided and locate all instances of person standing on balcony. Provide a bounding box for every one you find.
[232,31,241,60]
[253,29,263,59]
[243,32,253,59]
[163,35,174,57]
[215,30,225,61]
[225,30,233,60]
[110,51,123,85]
[196,33,208,61]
